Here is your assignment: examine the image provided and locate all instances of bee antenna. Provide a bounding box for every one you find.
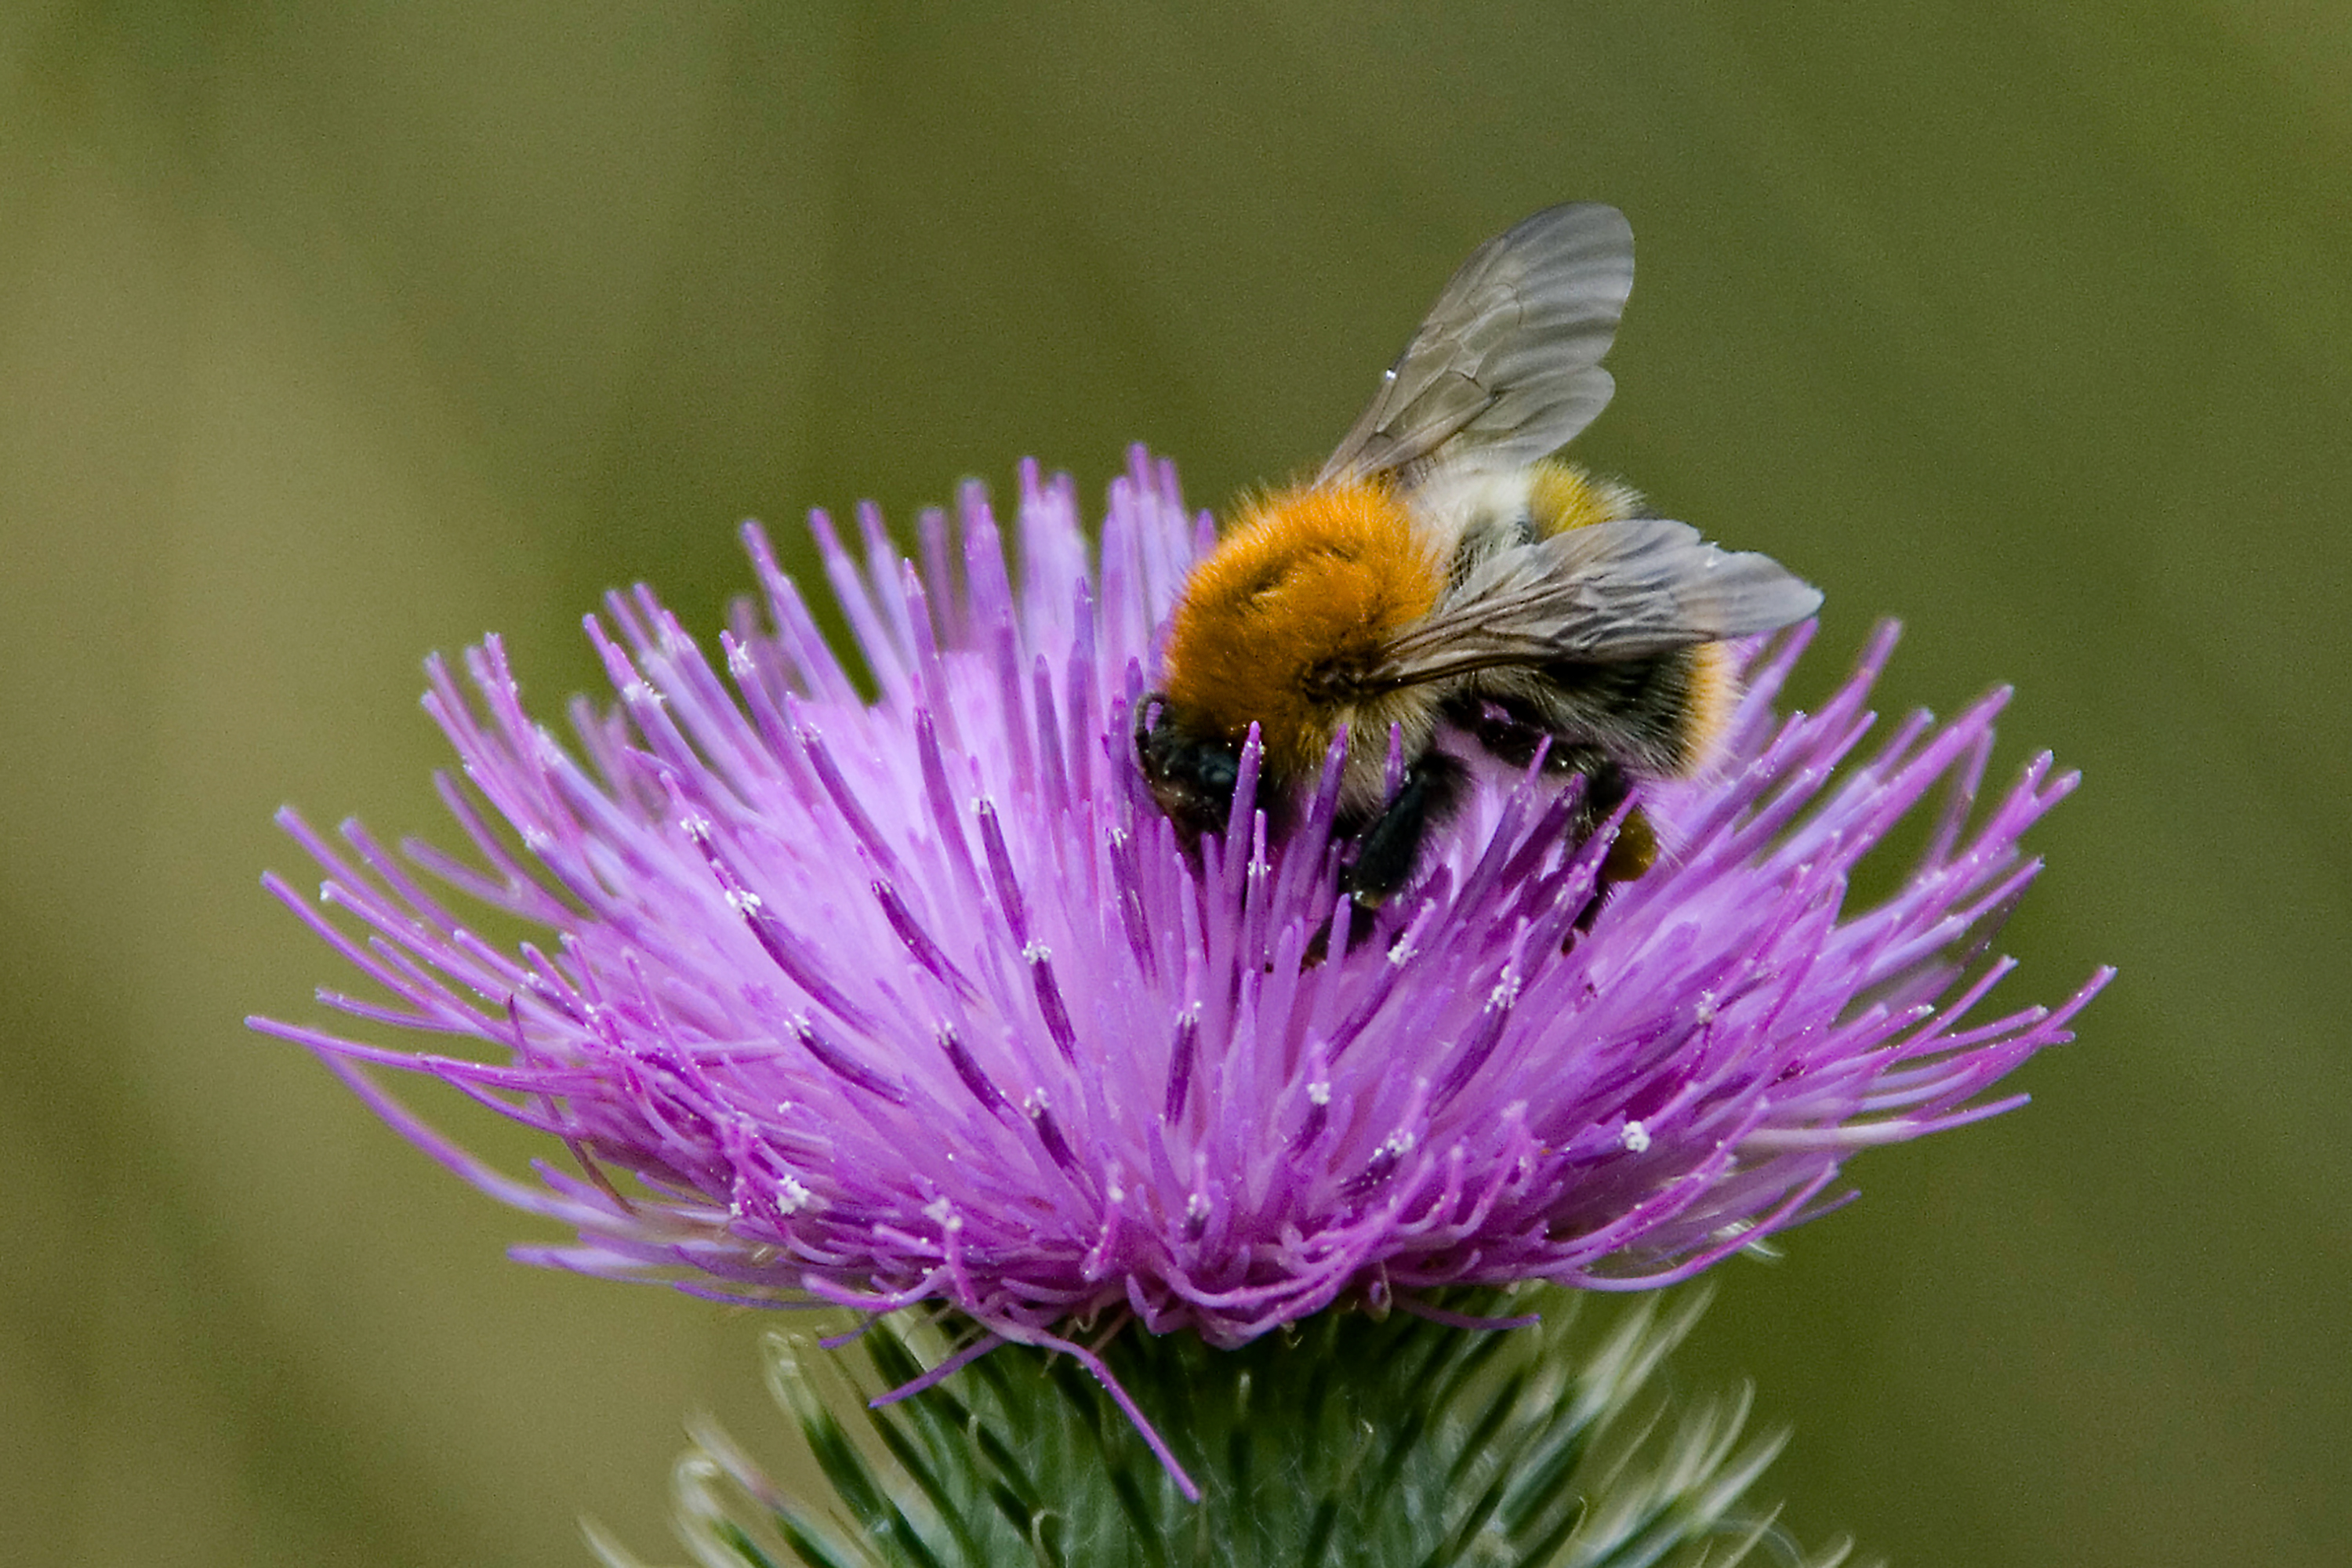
[1135,690,1169,735]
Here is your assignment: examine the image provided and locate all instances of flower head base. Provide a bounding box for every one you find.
[259,447,2103,1388]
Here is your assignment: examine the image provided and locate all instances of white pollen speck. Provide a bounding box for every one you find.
[681,815,713,838]
[1384,1130,1417,1157]
[623,681,663,706]
[1386,940,1417,967]
[1185,1192,1211,1220]
[1107,1185,1126,1204]
[1307,1080,1332,1106]
[1023,1087,1052,1114]
[1694,992,1718,1025]
[521,827,554,851]
[1109,826,1130,848]
[1621,1120,1651,1153]
[1489,969,1521,1008]
[727,644,756,676]
[725,888,762,913]
[776,1174,813,1214]
[1023,941,1051,964]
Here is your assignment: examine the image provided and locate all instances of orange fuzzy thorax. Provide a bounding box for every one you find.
[1163,480,1443,780]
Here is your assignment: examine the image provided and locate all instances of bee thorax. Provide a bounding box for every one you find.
[1160,479,1443,783]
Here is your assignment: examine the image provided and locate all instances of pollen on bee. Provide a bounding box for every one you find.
[1162,479,1442,778]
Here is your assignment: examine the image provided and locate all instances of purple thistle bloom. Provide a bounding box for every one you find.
[256,447,2104,1483]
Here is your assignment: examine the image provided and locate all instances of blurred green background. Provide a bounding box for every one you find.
[5,2,2347,1563]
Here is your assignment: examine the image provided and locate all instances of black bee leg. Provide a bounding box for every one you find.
[1567,763,1657,938]
[1341,752,1469,925]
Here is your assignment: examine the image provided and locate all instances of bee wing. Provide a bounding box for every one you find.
[1364,517,1823,686]
[1316,203,1636,487]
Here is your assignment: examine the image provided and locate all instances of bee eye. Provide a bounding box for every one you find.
[1200,757,1236,792]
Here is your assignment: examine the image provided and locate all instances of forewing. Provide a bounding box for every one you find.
[1364,518,1823,688]
[1316,203,1636,486]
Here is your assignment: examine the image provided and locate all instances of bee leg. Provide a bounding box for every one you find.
[1566,763,1656,939]
[1341,752,1469,930]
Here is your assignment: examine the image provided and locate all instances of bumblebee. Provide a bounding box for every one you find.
[1136,204,1822,916]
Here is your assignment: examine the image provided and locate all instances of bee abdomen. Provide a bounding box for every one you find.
[1457,641,1736,781]
[1526,459,1643,536]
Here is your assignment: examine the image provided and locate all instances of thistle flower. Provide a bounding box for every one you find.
[255,448,2103,1488]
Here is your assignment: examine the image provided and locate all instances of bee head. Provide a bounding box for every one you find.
[1135,692,1248,840]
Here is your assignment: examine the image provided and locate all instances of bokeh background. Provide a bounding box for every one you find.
[5,3,2347,1563]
